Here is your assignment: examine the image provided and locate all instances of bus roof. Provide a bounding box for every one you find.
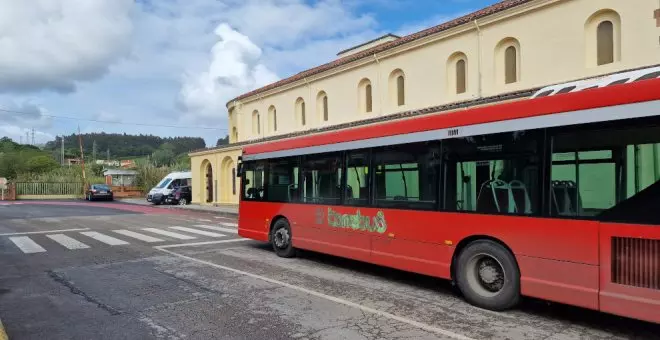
[243,78,660,160]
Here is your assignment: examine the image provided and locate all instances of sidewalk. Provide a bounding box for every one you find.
[118,198,238,218]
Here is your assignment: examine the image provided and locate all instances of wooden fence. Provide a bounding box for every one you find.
[15,182,84,199]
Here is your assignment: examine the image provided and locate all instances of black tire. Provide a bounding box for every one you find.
[270,218,295,258]
[455,240,520,311]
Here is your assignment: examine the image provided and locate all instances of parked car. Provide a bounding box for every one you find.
[86,184,113,201]
[167,185,191,205]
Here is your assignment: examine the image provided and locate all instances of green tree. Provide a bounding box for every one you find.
[24,155,59,174]
[151,149,175,167]
[90,163,104,177]
[216,135,229,146]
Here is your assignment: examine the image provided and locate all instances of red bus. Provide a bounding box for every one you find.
[237,77,660,324]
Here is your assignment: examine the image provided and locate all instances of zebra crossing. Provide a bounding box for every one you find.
[4,222,240,254]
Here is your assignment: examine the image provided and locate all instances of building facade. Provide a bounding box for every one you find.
[190,0,660,205]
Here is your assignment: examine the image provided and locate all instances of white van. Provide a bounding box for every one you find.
[147,171,192,205]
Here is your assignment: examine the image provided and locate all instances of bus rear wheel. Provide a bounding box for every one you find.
[456,240,520,311]
[271,219,296,258]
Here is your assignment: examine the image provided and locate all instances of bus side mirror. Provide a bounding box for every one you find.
[237,163,244,176]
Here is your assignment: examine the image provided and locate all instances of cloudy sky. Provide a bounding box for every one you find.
[0,0,496,147]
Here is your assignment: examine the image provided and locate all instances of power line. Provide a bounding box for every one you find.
[0,107,227,131]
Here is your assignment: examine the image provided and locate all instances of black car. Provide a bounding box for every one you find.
[86,184,113,201]
[168,186,191,205]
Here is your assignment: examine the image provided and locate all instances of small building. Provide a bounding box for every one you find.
[103,169,141,198]
[103,169,138,187]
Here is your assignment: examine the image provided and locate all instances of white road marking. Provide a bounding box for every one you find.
[113,230,164,243]
[192,224,238,234]
[155,238,249,249]
[80,232,129,246]
[169,226,225,238]
[0,228,90,236]
[219,222,238,227]
[47,234,90,250]
[157,248,474,340]
[9,236,46,253]
[142,228,196,240]
[196,219,213,222]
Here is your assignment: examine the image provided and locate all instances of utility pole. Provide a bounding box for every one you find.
[77,126,86,185]
[106,148,110,161]
[61,136,65,166]
[31,128,35,145]
[92,140,97,162]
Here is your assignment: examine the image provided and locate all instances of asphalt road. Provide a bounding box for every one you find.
[0,201,658,340]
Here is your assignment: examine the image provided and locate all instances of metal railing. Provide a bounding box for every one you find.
[15,182,84,196]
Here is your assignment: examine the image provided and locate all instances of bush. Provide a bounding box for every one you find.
[24,155,59,174]
[15,165,104,184]
[135,164,170,191]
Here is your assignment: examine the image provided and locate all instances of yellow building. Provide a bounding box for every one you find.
[189,0,660,205]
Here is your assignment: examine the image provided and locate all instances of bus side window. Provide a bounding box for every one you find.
[443,130,541,215]
[242,162,265,201]
[551,119,660,225]
[372,142,439,210]
[301,153,342,205]
[345,151,370,207]
[266,158,299,202]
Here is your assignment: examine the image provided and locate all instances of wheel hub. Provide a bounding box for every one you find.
[274,228,290,249]
[477,258,504,292]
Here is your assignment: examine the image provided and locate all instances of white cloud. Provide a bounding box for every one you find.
[0,99,52,129]
[0,0,134,93]
[178,23,279,122]
[0,99,54,144]
[0,0,459,147]
[221,0,376,48]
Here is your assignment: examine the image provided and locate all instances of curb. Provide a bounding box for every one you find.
[117,199,239,218]
[167,205,239,218]
[0,318,8,340]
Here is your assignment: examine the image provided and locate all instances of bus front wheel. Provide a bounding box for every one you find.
[271,219,296,258]
[455,240,520,311]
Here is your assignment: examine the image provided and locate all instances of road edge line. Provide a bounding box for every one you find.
[157,247,475,340]
[154,238,249,249]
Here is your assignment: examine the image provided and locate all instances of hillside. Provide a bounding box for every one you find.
[43,133,206,159]
[0,137,59,179]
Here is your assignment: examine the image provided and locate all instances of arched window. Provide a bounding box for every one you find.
[295,97,306,127]
[447,52,468,95]
[358,78,373,114]
[597,20,614,65]
[456,59,467,94]
[505,46,518,84]
[317,91,328,122]
[396,75,405,105]
[389,69,406,107]
[585,10,621,67]
[268,105,277,132]
[323,96,328,121]
[365,84,373,112]
[251,110,260,135]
